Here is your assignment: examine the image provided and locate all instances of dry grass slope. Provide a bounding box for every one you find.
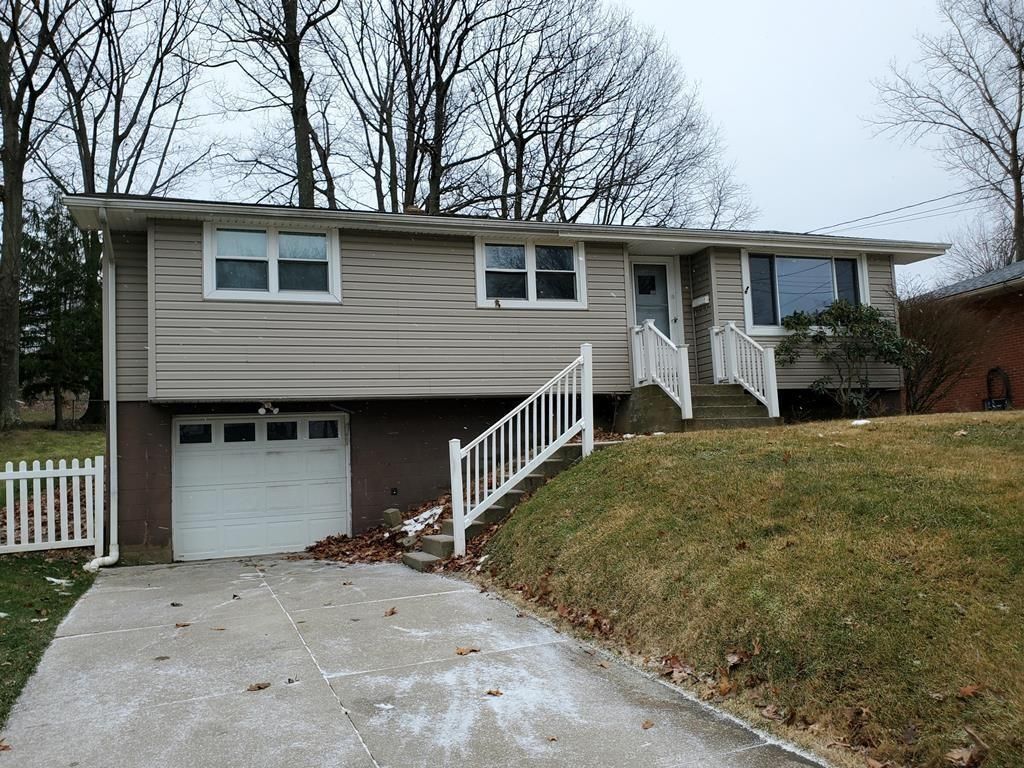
[485,411,1024,768]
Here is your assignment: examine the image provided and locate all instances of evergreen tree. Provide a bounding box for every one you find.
[20,192,98,429]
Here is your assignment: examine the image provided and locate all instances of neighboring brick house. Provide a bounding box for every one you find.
[928,261,1024,412]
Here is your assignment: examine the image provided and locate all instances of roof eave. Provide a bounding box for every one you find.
[61,194,950,261]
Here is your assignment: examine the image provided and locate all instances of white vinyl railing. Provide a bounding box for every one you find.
[710,322,780,418]
[449,344,594,556]
[631,320,693,420]
[0,457,105,555]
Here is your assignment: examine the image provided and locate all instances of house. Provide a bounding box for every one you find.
[926,260,1024,412]
[62,194,947,563]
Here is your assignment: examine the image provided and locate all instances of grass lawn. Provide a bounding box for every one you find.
[0,553,95,729]
[484,411,1024,768]
[1,424,105,468]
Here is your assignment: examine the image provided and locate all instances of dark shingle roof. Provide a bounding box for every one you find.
[932,260,1024,299]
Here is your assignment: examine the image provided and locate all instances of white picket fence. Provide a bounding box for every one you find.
[0,457,105,555]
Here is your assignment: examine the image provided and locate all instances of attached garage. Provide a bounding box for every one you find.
[171,413,351,560]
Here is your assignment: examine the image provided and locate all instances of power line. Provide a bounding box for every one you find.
[806,186,988,234]
[825,203,991,235]
[823,199,985,234]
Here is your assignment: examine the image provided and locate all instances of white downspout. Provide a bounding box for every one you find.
[86,208,119,571]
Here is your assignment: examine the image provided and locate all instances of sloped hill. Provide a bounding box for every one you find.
[483,412,1024,767]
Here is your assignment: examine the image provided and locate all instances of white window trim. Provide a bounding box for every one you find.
[202,222,342,304]
[740,249,871,336]
[474,236,588,310]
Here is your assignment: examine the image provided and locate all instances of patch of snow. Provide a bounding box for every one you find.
[45,576,72,586]
[0,612,8,619]
[400,505,444,535]
[850,419,871,427]
[374,703,395,710]
[652,431,666,436]
[623,433,636,439]
[30,618,48,623]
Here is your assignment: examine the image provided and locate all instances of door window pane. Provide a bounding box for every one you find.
[309,419,340,439]
[216,259,269,291]
[267,421,298,441]
[485,271,527,299]
[536,272,577,300]
[633,264,671,336]
[179,424,212,444]
[834,259,860,305]
[216,229,266,259]
[279,261,329,291]
[776,257,834,319]
[749,254,778,325]
[224,423,256,442]
[484,243,525,270]
[279,232,327,261]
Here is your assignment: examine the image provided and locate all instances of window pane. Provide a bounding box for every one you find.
[179,424,211,444]
[776,257,834,319]
[536,272,577,300]
[484,243,525,270]
[279,232,328,261]
[279,261,329,292]
[535,245,574,271]
[485,271,527,299]
[224,423,256,443]
[216,259,269,291]
[749,254,777,325]
[216,229,266,259]
[267,421,298,441]
[835,259,860,305]
[309,419,339,439]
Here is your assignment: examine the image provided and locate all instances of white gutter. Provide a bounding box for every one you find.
[86,208,119,571]
[60,194,951,259]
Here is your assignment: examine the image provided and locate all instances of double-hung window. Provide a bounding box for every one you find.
[203,224,341,303]
[745,252,864,331]
[475,238,587,309]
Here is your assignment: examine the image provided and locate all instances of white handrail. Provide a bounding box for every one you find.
[449,344,595,556]
[631,320,693,420]
[710,323,780,417]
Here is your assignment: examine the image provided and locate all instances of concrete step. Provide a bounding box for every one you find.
[477,505,512,525]
[502,488,528,504]
[519,472,549,492]
[402,551,442,572]
[684,416,783,431]
[691,393,755,406]
[440,517,490,539]
[420,534,454,558]
[691,384,745,396]
[692,404,768,419]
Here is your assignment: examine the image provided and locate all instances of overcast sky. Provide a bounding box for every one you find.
[625,0,971,288]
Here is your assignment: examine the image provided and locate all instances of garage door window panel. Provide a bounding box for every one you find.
[179,424,212,445]
[309,419,339,439]
[224,423,256,443]
[267,421,298,441]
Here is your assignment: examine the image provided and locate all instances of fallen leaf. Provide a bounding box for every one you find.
[953,429,968,437]
[342,581,353,586]
[944,746,984,767]
[865,758,890,768]
[596,661,609,668]
[547,736,558,742]
[0,739,9,751]
[735,540,749,551]
[286,677,297,684]
[902,722,919,746]
[232,594,240,600]
[170,602,182,607]
[153,655,171,661]
[383,606,398,617]
[760,705,786,721]
[455,646,480,656]
[211,627,226,631]
[641,719,655,730]
[486,689,503,696]
[175,622,191,628]
[957,684,984,699]
[246,682,271,692]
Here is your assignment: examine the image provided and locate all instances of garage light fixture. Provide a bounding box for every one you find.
[257,401,280,415]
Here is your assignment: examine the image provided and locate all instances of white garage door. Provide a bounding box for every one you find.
[172,413,351,560]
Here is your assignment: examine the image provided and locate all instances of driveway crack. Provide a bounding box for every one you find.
[254,563,382,768]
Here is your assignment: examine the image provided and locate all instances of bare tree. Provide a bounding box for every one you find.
[0,0,102,430]
[211,0,339,208]
[943,208,1015,282]
[876,0,1024,261]
[899,282,996,413]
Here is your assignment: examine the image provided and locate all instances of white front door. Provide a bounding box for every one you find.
[631,256,682,343]
[172,413,351,560]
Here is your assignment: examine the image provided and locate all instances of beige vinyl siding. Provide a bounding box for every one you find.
[677,255,698,383]
[150,222,631,400]
[712,248,902,390]
[689,250,715,384]
[113,232,149,401]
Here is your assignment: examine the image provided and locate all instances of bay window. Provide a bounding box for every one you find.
[746,252,863,329]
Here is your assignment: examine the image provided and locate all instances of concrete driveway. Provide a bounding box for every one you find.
[2,558,820,768]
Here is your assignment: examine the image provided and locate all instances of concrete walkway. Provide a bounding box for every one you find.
[2,558,821,768]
